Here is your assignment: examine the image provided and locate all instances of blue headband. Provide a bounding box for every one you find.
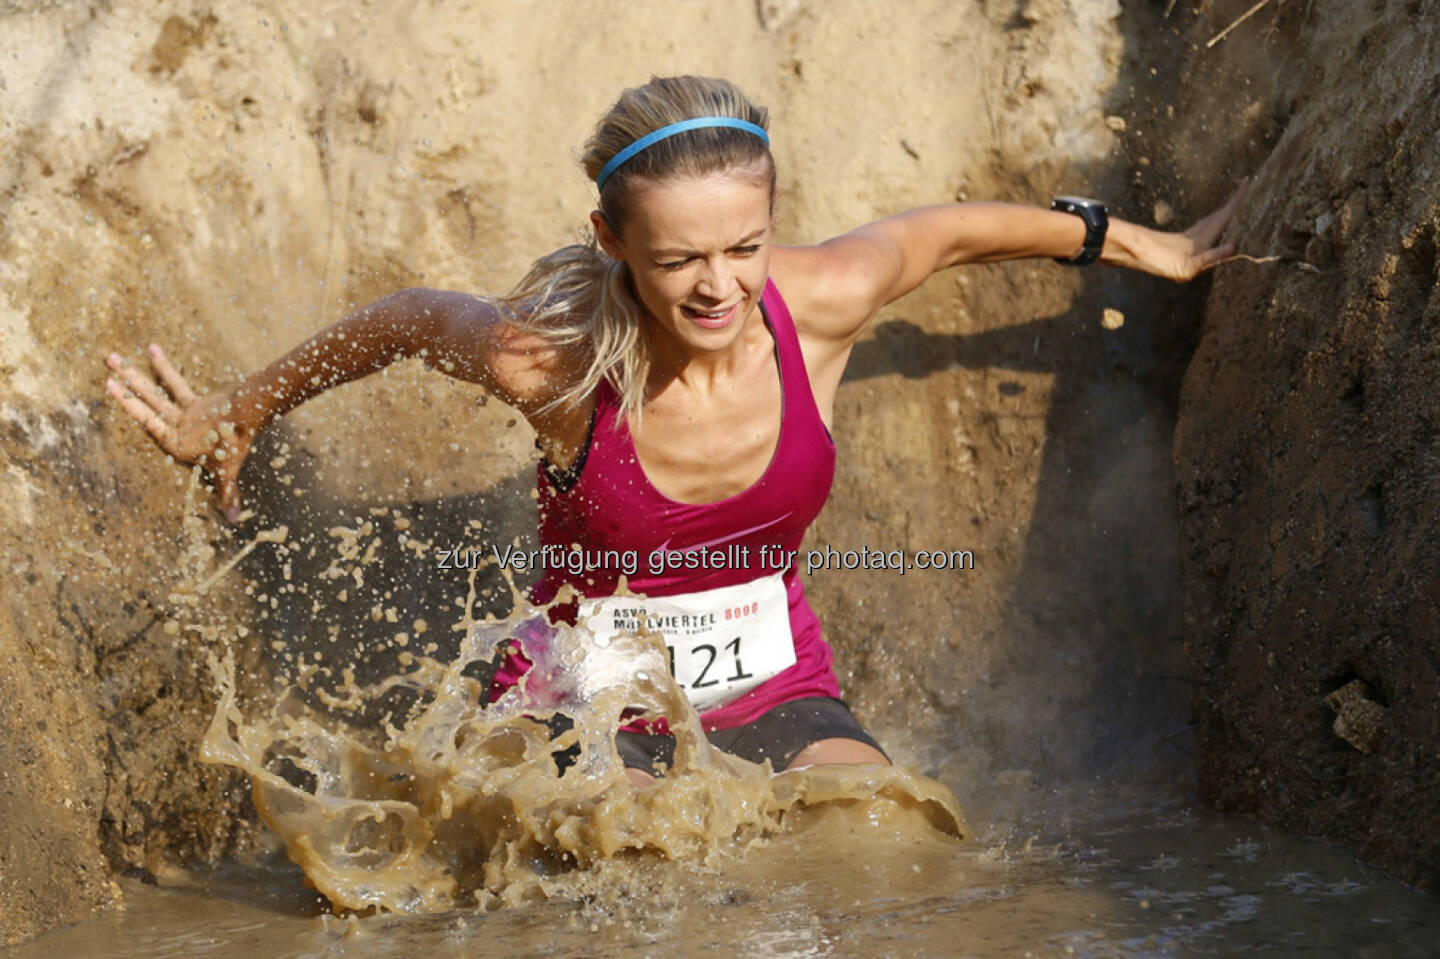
[594,117,770,191]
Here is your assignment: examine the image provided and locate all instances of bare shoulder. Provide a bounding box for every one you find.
[768,230,906,345]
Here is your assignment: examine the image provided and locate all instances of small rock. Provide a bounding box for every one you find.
[1102,308,1125,330]
[1105,115,1127,132]
[1154,200,1174,226]
[1325,679,1384,753]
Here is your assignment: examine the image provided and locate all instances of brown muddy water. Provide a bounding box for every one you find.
[8,556,1440,958]
[8,786,1438,957]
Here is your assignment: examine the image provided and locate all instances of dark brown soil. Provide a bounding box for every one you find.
[1170,0,1440,891]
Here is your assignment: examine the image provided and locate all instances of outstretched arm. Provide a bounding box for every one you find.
[776,185,1245,347]
[105,288,568,521]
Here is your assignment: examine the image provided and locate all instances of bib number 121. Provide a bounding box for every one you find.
[669,636,753,692]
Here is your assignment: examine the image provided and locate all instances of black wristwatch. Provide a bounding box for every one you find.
[1051,196,1108,266]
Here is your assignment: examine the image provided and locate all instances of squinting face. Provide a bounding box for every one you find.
[594,168,774,357]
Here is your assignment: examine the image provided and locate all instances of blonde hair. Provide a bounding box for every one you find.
[503,76,773,420]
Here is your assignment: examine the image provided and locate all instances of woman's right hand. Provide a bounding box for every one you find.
[106,344,255,523]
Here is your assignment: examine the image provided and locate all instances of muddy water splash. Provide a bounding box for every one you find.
[199,565,967,914]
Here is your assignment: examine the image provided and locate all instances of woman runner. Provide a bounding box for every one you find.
[105,75,1240,786]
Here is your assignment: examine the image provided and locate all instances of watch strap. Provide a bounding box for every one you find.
[1051,197,1108,266]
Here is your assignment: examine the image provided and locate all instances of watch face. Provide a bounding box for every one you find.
[1053,196,1106,214]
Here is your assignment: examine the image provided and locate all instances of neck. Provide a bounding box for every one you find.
[645,302,769,397]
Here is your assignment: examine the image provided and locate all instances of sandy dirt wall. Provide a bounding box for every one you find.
[2,0,1217,943]
[1171,0,1440,890]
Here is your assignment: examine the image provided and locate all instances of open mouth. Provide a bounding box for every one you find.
[681,303,739,329]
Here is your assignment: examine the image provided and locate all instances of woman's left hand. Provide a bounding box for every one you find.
[1112,179,1248,282]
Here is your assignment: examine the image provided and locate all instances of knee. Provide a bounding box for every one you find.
[625,766,657,789]
[785,736,890,770]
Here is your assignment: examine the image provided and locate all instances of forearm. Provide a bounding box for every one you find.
[898,202,1147,268]
[933,200,1229,280]
[228,288,439,431]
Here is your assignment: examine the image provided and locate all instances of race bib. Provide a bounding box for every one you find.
[580,573,795,711]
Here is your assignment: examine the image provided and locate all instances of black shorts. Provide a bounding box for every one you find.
[614,697,887,776]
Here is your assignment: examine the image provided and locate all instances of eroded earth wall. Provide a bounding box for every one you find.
[1172,0,1440,889]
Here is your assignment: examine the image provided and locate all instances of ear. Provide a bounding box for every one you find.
[591,210,625,261]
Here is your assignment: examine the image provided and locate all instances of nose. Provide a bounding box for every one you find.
[696,255,737,301]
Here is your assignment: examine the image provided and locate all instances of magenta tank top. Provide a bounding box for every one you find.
[496,278,840,732]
